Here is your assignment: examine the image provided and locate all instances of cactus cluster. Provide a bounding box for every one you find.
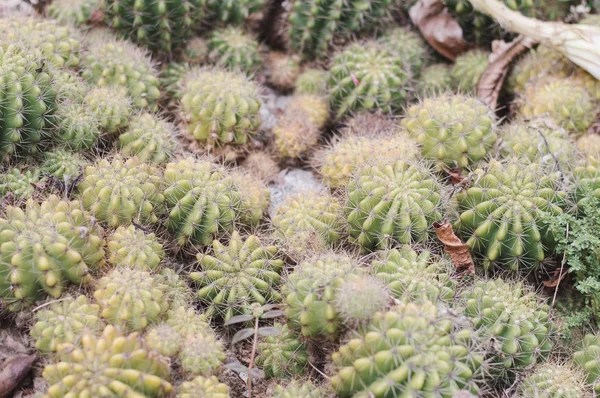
[106,225,164,270]
[207,27,261,74]
[177,376,230,398]
[118,113,177,163]
[41,150,88,181]
[0,167,45,199]
[256,323,309,379]
[517,363,587,397]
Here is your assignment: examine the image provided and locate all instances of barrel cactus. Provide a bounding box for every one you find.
[41,150,87,181]
[165,305,210,340]
[0,168,45,200]
[295,68,328,96]
[574,334,600,393]
[256,323,309,379]
[118,113,177,163]
[0,196,105,311]
[517,363,587,397]
[54,102,100,150]
[205,0,266,24]
[231,171,270,226]
[145,324,181,357]
[106,225,164,270]
[207,27,261,74]
[177,376,230,398]
[84,86,131,134]
[333,275,390,325]
[265,51,302,91]
[273,381,326,398]
[48,0,101,26]
[450,49,490,92]
[179,332,226,375]
[417,64,453,94]
[377,27,430,73]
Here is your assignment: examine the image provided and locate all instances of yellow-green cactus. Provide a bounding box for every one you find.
[0,168,45,200]
[177,376,230,398]
[118,113,177,163]
[84,86,131,134]
[256,323,309,379]
[106,225,164,270]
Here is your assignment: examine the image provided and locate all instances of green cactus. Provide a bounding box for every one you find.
[205,0,266,23]
[508,45,573,95]
[81,38,161,110]
[93,267,170,331]
[165,305,210,338]
[207,27,261,74]
[256,323,309,379]
[450,49,490,92]
[295,68,328,96]
[574,334,600,393]
[371,247,456,304]
[346,160,443,252]
[84,86,131,134]
[43,325,173,397]
[517,363,587,397]
[333,275,389,325]
[273,381,326,398]
[190,231,284,322]
[107,225,164,270]
[163,158,241,246]
[160,62,191,98]
[460,279,552,376]
[231,171,270,226]
[54,102,100,150]
[41,150,87,181]
[51,68,88,103]
[145,324,182,357]
[0,195,105,311]
[157,270,194,310]
[180,67,261,148]
[177,376,230,398]
[0,168,45,200]
[328,42,412,119]
[179,332,226,375]
[78,157,165,227]
[118,113,177,164]
[455,159,565,272]
[401,94,497,168]
[265,52,302,91]
[417,63,453,95]
[48,0,101,26]
[283,253,364,339]
[31,295,104,354]
[577,134,600,160]
[331,301,484,397]
[377,27,430,73]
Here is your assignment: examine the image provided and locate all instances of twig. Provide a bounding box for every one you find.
[308,361,330,380]
[536,126,568,185]
[552,223,569,308]
[246,317,260,398]
[32,297,71,312]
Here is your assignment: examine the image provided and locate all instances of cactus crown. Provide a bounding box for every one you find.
[41,150,88,181]
[118,112,178,164]
[517,362,588,397]
[207,27,261,74]
[0,167,45,200]
[84,86,131,134]
[107,225,165,270]
[450,49,490,92]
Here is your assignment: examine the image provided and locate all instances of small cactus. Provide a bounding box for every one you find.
[517,362,588,397]
[207,27,261,74]
[256,323,309,379]
[177,376,230,398]
[377,27,430,73]
[450,49,490,92]
[179,332,226,375]
[48,0,101,26]
[145,324,182,357]
[574,334,600,393]
[41,150,87,181]
[157,269,194,310]
[0,168,45,200]
[84,86,131,134]
[54,102,100,150]
[333,276,389,325]
[118,113,177,164]
[265,52,302,91]
[577,134,600,160]
[205,0,266,24]
[231,171,270,226]
[242,152,280,181]
[165,305,210,338]
[295,68,328,96]
[273,381,326,398]
[106,225,164,270]
[509,45,575,95]
[51,68,88,103]
[417,63,453,94]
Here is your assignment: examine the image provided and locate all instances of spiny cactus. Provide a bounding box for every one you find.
[328,42,412,119]
[371,247,456,304]
[107,225,164,270]
[183,37,208,64]
[31,295,103,354]
[0,196,104,311]
[81,37,161,110]
[402,94,497,168]
[190,231,284,322]
[177,376,230,398]
[231,171,270,226]
[94,267,170,331]
[54,102,100,150]
[205,0,266,24]
[517,363,588,397]
[42,325,173,397]
[295,68,328,96]
[265,52,302,91]
[48,0,101,26]
[161,62,192,98]
[84,86,131,134]
[158,270,194,310]
[103,0,204,54]
[165,305,210,338]
[509,45,575,95]
[242,151,280,181]
[572,161,600,209]
[145,323,182,357]
[207,27,261,74]
[256,323,309,379]
[577,134,600,160]
[118,113,177,163]
[331,301,484,397]
[377,27,430,73]
[283,253,364,339]
[50,68,88,103]
[346,160,443,252]
[450,49,490,92]
[455,159,565,272]
[78,157,164,227]
[574,334,600,393]
[333,276,389,325]
[180,67,262,148]
[273,381,326,398]
[417,63,453,94]
[460,279,552,375]
[0,44,57,162]
[0,168,45,200]
[180,332,226,375]
[41,150,87,181]
[163,158,241,246]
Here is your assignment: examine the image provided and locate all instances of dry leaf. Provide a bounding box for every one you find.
[0,355,36,398]
[476,35,537,109]
[542,266,568,288]
[441,165,468,186]
[88,8,104,26]
[409,0,471,61]
[433,221,475,275]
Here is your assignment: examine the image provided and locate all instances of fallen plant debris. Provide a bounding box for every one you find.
[0,355,35,398]
[433,221,475,275]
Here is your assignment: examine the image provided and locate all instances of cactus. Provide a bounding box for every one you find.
[183,37,209,64]
[205,0,266,24]
[256,323,309,379]
[31,295,103,354]
[157,269,194,310]
[0,44,57,162]
[371,247,456,304]
[242,152,280,181]
[283,253,364,339]
[94,267,170,331]
[331,301,484,397]
[84,86,131,134]
[161,62,192,98]
[572,161,600,209]
[48,0,101,26]
[377,27,430,73]
[41,150,87,181]
[42,325,173,397]
[177,376,230,398]
[265,52,302,91]
[165,305,210,338]
[118,113,177,163]
[333,275,389,325]
[295,68,328,96]
[455,159,565,272]
[180,68,262,148]
[81,37,161,110]
[517,363,587,397]
[51,69,88,103]
[78,157,164,228]
[103,0,204,54]
[145,324,182,357]
[346,160,443,252]
[0,195,104,311]
[54,102,100,150]
[417,63,453,94]
[460,279,552,376]
[231,171,270,226]
[450,49,490,92]
[207,27,261,74]
[401,94,497,168]
[273,381,326,398]
[190,231,284,322]
[0,168,45,200]
[577,134,600,159]
[107,225,164,270]
[574,334,600,393]
[163,158,241,246]
[328,42,412,119]
[179,332,226,375]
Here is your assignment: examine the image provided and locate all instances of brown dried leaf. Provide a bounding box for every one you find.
[88,8,104,26]
[433,221,474,275]
[476,35,537,109]
[409,0,471,61]
[543,266,568,288]
[0,355,36,398]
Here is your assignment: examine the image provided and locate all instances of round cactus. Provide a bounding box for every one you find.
[331,301,484,397]
[205,0,265,23]
[328,42,412,119]
[242,151,280,181]
[333,276,389,325]
[165,305,210,338]
[283,253,364,339]
[180,332,226,375]
[163,158,241,246]
[78,157,164,228]
[0,195,105,311]
[346,160,443,252]
[94,267,170,331]
[41,150,87,181]
[177,376,230,398]
[572,161,600,209]
[256,323,309,379]
[273,381,326,398]
[190,231,284,322]
[371,247,456,304]
[145,324,182,357]
[180,67,262,148]
[48,0,101,26]
[455,159,566,272]
[84,86,131,134]
[401,94,497,168]
[574,334,600,393]
[54,102,100,150]
[118,113,177,163]
[42,325,173,397]
[295,68,328,96]
[517,363,587,397]
[106,225,164,270]
[231,171,270,226]
[377,27,430,73]
[450,49,490,92]
[265,52,302,91]
[0,168,45,200]
[459,279,552,376]
[509,45,574,95]
[207,27,261,74]
[577,134,600,160]
[157,269,194,310]
[417,63,453,94]
[81,37,161,110]
[161,62,192,98]
[31,295,104,354]
[51,68,88,103]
